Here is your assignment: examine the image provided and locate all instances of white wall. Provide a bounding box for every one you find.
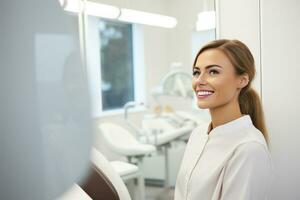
[217,0,262,95]
[218,0,300,198]
[261,0,300,199]
[164,0,201,73]
[164,0,215,73]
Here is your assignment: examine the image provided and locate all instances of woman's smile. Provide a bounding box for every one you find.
[195,89,215,99]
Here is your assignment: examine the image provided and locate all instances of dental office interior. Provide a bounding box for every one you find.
[2,0,300,199]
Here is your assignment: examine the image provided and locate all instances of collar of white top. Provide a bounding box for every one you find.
[206,115,253,138]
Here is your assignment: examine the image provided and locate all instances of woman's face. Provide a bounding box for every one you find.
[192,49,245,110]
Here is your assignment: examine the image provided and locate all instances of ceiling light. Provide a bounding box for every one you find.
[60,0,177,28]
[196,11,216,31]
[62,0,120,19]
[119,8,177,28]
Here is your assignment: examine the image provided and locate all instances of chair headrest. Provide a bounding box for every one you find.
[80,165,120,200]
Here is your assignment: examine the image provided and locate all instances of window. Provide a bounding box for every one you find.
[86,17,145,116]
[99,20,135,111]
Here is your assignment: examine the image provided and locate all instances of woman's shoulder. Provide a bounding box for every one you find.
[232,125,272,165]
[242,124,268,147]
[218,123,270,161]
[233,140,269,158]
[230,140,274,173]
[225,140,274,185]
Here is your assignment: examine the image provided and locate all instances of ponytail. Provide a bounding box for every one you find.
[239,87,269,145]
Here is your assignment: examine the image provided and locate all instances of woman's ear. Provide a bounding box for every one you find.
[238,74,249,89]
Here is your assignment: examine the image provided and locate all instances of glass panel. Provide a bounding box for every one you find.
[1,0,92,199]
[99,20,135,111]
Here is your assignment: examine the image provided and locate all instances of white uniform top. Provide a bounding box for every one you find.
[174,115,273,200]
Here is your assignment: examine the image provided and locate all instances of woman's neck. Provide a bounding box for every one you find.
[209,99,242,132]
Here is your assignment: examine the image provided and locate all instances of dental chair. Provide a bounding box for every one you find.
[124,102,199,187]
[91,147,144,199]
[58,148,132,200]
[57,184,92,200]
[99,123,156,158]
[98,123,156,200]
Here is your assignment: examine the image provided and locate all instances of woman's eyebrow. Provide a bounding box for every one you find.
[193,65,222,70]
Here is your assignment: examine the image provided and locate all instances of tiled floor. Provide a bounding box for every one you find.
[145,186,174,200]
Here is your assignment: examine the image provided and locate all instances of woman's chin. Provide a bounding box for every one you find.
[197,102,210,109]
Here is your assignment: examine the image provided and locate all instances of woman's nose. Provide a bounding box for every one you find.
[195,74,207,85]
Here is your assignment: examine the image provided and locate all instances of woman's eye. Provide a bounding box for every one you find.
[209,69,219,75]
[193,71,200,77]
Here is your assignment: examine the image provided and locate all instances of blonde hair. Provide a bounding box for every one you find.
[194,39,269,145]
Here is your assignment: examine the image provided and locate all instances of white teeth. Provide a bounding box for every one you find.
[197,91,214,96]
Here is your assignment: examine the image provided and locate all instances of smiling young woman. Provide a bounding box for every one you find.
[174,39,273,200]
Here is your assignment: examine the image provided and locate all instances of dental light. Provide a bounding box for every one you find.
[61,0,177,28]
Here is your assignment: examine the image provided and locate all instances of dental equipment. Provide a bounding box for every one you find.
[151,64,194,106]
[88,148,132,200]
[60,148,135,200]
[122,65,209,187]
[58,184,92,200]
[124,101,146,135]
[98,123,157,200]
